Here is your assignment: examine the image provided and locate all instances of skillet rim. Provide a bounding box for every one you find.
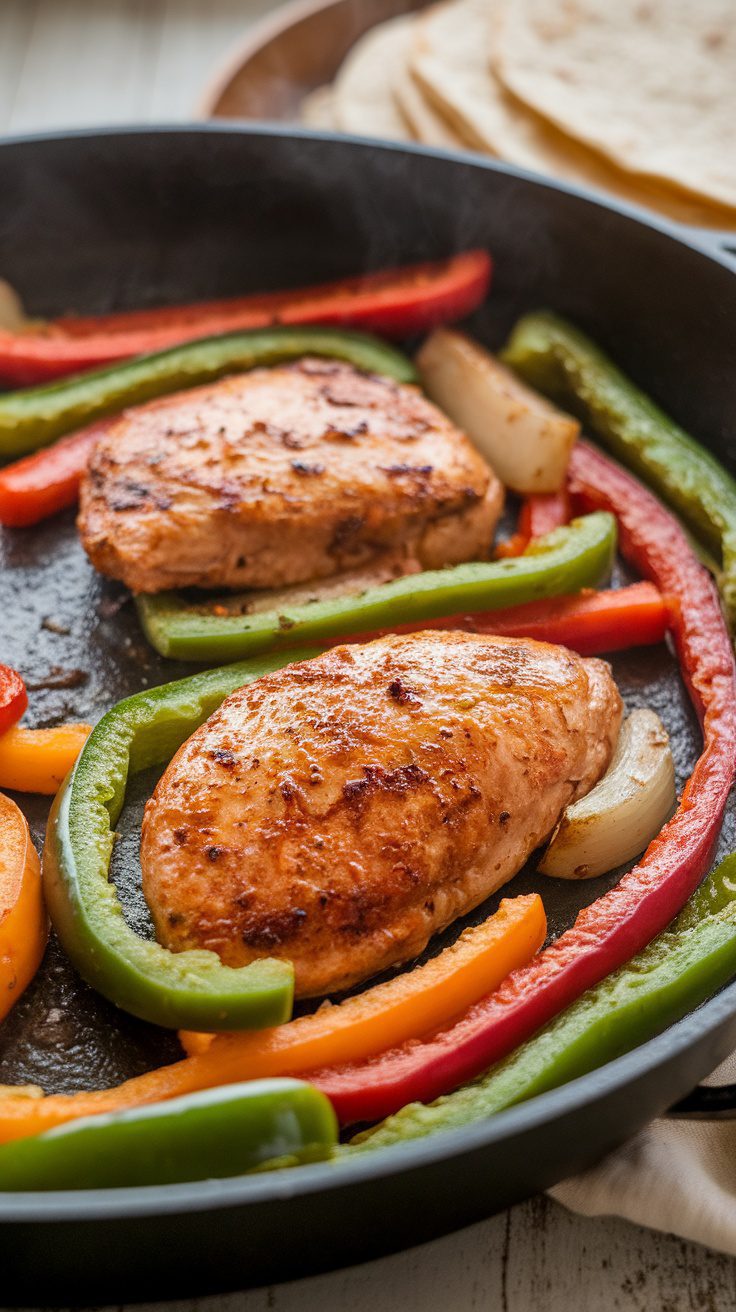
[0,121,733,269]
[0,980,734,1220]
[0,123,734,1223]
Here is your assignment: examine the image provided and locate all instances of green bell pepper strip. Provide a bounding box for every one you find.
[349,855,736,1153]
[0,326,417,459]
[136,512,617,663]
[502,311,736,629]
[0,1080,337,1191]
[43,649,318,1032]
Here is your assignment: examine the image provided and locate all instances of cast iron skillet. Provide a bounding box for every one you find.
[1,126,736,1304]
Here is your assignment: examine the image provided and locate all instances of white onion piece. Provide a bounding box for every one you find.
[416,327,579,493]
[538,709,676,881]
[0,279,42,332]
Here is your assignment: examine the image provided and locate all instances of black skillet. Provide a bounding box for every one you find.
[0,127,735,1304]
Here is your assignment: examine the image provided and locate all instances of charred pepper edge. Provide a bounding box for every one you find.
[135,512,618,663]
[0,326,418,459]
[0,723,92,795]
[43,648,318,1032]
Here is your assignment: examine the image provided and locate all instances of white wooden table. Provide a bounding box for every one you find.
[2,3,736,1307]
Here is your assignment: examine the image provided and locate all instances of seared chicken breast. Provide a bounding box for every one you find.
[78,359,502,594]
[141,632,622,997]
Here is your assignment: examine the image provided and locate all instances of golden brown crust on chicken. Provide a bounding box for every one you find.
[141,631,622,997]
[77,359,502,594]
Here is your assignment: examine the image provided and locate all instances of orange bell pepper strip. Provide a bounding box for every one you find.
[0,792,47,1021]
[0,724,92,795]
[0,666,27,737]
[0,894,544,1143]
[328,582,669,658]
[464,582,669,656]
[0,252,492,385]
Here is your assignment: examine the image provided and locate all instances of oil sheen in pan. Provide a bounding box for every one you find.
[0,506,721,1093]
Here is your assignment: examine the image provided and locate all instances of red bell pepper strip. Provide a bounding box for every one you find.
[307,441,736,1124]
[0,252,492,385]
[0,668,27,738]
[519,489,572,541]
[495,490,572,559]
[0,420,112,527]
[332,581,669,656]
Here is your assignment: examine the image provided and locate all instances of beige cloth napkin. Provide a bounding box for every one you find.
[549,1052,736,1255]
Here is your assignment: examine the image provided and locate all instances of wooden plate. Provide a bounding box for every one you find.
[199,0,425,121]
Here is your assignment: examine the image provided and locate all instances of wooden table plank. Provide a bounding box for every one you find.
[0,0,38,131]
[0,0,274,136]
[148,0,275,120]
[5,0,163,133]
[114,1197,736,1312]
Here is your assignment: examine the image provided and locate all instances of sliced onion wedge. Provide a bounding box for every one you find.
[538,709,676,880]
[0,280,44,332]
[416,327,579,493]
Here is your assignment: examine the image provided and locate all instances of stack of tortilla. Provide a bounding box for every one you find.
[300,0,736,228]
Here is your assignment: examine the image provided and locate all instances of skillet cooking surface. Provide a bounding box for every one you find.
[1,127,736,1302]
[0,536,711,1091]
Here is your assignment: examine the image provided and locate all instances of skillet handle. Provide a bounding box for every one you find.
[667,1083,736,1120]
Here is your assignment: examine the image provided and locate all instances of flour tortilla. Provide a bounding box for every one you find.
[494,0,736,211]
[393,60,469,150]
[411,0,510,157]
[411,0,736,226]
[332,15,414,141]
[300,85,337,129]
